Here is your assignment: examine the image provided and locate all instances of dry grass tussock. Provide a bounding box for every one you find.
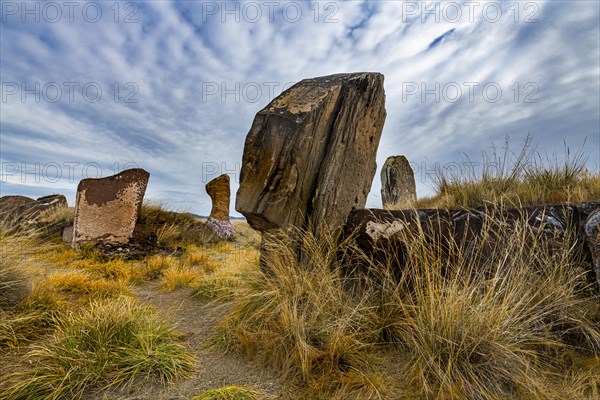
[215,214,600,399]
[1,297,195,400]
[410,136,600,210]
[1,231,35,310]
[160,263,203,291]
[1,230,64,349]
[45,270,130,298]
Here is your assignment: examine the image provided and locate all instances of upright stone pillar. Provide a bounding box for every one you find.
[381,155,416,209]
[236,72,387,235]
[205,174,235,239]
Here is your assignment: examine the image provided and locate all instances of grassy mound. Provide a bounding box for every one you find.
[2,298,195,400]
[134,201,216,246]
[411,136,600,209]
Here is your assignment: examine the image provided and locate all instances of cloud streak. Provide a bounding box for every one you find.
[1,0,598,215]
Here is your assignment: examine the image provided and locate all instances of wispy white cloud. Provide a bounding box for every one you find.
[1,0,598,214]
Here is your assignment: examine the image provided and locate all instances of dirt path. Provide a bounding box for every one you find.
[90,284,290,400]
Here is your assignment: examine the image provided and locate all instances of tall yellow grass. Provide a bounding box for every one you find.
[410,136,599,210]
[216,214,600,399]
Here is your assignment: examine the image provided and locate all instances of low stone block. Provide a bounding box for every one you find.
[72,168,149,245]
[585,209,600,288]
[344,203,600,288]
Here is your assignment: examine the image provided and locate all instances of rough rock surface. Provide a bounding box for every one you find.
[0,194,67,225]
[585,209,600,287]
[381,155,416,209]
[236,72,387,234]
[62,225,74,244]
[345,203,600,287]
[0,196,36,222]
[73,168,149,246]
[205,174,235,239]
[206,174,231,221]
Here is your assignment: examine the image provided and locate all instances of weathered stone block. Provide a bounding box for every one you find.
[72,168,149,245]
[236,72,387,234]
[206,174,231,222]
[345,203,600,288]
[0,194,67,225]
[205,174,235,239]
[585,209,600,288]
[381,155,416,209]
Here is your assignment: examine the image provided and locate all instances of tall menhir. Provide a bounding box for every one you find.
[236,72,387,235]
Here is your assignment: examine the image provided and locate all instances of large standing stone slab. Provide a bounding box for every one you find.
[73,168,149,245]
[205,174,235,239]
[236,72,387,233]
[381,155,416,209]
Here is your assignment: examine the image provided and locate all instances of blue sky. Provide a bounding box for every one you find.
[1,0,599,217]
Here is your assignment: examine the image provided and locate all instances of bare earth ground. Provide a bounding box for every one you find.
[81,283,290,400]
[123,284,288,400]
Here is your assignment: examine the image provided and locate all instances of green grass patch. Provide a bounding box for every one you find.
[191,385,261,400]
